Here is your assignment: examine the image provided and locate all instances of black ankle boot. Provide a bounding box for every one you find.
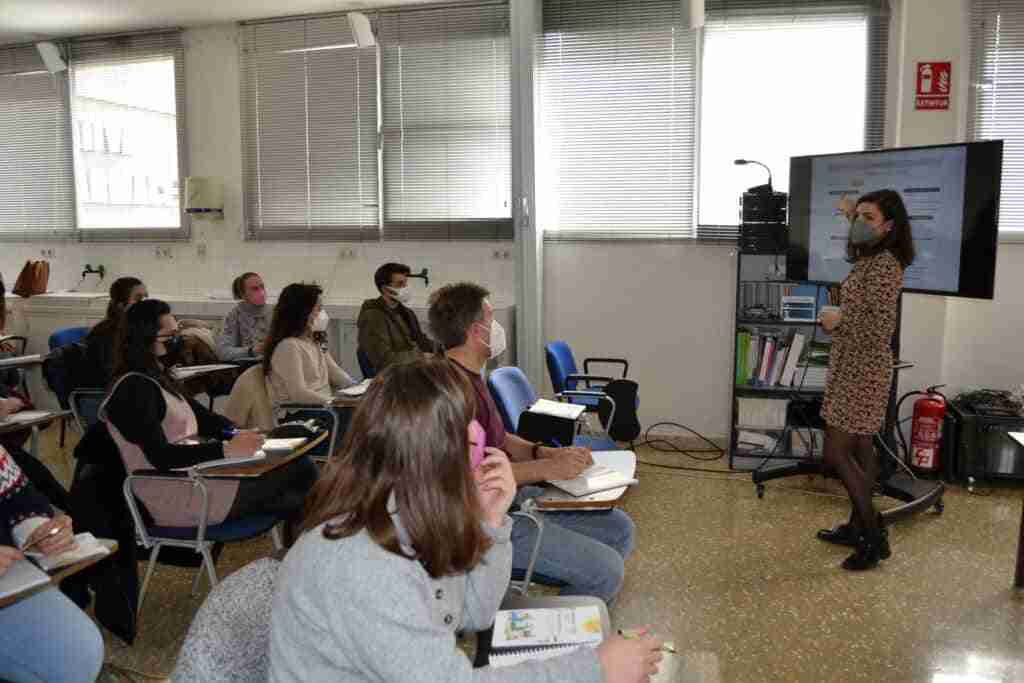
[816,523,859,547]
[841,529,883,571]
[876,513,891,560]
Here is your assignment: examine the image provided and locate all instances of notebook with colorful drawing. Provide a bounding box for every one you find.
[489,606,605,668]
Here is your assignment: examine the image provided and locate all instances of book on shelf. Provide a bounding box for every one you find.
[779,333,806,387]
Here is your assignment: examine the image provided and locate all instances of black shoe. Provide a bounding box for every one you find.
[817,523,859,547]
[841,529,883,571]
[876,513,891,560]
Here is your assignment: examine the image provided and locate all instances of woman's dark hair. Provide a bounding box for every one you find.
[847,190,916,269]
[231,272,261,300]
[105,276,145,321]
[111,298,183,396]
[301,357,489,578]
[263,283,323,375]
[0,273,6,330]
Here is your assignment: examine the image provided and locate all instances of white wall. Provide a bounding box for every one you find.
[544,242,736,436]
[0,24,516,306]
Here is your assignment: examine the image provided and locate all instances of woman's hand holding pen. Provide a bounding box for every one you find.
[598,626,664,683]
[23,514,76,556]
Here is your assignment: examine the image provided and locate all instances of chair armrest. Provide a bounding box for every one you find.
[583,358,628,378]
[558,390,608,400]
[565,373,614,389]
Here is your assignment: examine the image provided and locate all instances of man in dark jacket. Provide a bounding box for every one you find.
[356,263,437,373]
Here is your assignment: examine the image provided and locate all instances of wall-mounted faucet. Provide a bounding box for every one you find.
[82,264,106,280]
[408,267,429,287]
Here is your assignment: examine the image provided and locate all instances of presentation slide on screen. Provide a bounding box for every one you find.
[807,146,967,292]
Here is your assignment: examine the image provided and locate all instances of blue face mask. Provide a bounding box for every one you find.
[849,218,881,245]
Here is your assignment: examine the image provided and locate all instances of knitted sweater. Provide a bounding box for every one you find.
[0,446,53,548]
[218,302,271,361]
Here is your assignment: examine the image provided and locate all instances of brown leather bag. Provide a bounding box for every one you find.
[12,260,50,297]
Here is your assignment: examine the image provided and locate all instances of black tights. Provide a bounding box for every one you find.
[822,427,879,532]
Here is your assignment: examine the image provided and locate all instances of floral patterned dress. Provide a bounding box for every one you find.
[821,250,904,435]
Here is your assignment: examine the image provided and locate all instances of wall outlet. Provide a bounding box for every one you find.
[338,247,357,260]
[196,243,207,259]
[154,246,174,260]
[40,248,56,258]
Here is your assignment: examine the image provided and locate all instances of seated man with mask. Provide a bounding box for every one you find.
[427,283,636,604]
[356,263,437,373]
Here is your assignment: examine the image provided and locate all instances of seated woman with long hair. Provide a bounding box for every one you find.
[84,276,148,386]
[101,299,317,536]
[264,283,355,455]
[269,358,662,683]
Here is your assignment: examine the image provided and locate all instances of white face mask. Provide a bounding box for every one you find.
[311,309,329,332]
[386,286,412,305]
[476,320,507,359]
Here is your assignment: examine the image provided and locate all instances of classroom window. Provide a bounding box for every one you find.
[969,0,1024,239]
[68,31,188,240]
[538,0,699,241]
[0,45,77,240]
[697,0,890,228]
[240,4,511,242]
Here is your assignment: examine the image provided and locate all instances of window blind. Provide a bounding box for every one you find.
[240,16,379,241]
[539,0,700,241]
[698,0,890,229]
[378,3,512,240]
[68,30,189,240]
[969,0,1024,237]
[0,45,76,240]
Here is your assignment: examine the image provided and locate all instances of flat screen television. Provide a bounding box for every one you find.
[787,141,1003,299]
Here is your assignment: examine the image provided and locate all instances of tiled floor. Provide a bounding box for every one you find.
[34,428,1024,682]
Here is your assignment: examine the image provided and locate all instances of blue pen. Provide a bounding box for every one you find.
[222,427,240,440]
[549,438,563,448]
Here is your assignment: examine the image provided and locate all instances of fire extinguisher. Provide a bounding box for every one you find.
[905,386,947,473]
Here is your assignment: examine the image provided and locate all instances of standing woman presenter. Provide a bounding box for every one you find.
[817,189,915,571]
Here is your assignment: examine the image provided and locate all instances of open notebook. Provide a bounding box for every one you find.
[25,532,111,572]
[489,606,604,669]
[545,450,638,498]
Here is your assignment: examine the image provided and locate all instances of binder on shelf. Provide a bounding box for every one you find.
[780,333,806,387]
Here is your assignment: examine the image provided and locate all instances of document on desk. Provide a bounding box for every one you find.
[529,399,586,421]
[0,354,42,368]
[170,364,238,380]
[174,453,267,472]
[0,558,50,602]
[1009,433,1024,448]
[0,410,54,425]
[338,379,372,397]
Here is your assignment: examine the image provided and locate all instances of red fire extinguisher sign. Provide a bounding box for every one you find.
[916,62,951,111]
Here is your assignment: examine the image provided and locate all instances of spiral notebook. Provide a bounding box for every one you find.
[488,606,604,668]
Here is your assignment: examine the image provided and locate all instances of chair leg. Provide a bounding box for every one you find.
[138,543,162,615]
[196,544,218,594]
[59,418,66,448]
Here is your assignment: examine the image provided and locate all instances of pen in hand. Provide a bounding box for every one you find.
[618,628,677,653]
[21,525,61,554]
